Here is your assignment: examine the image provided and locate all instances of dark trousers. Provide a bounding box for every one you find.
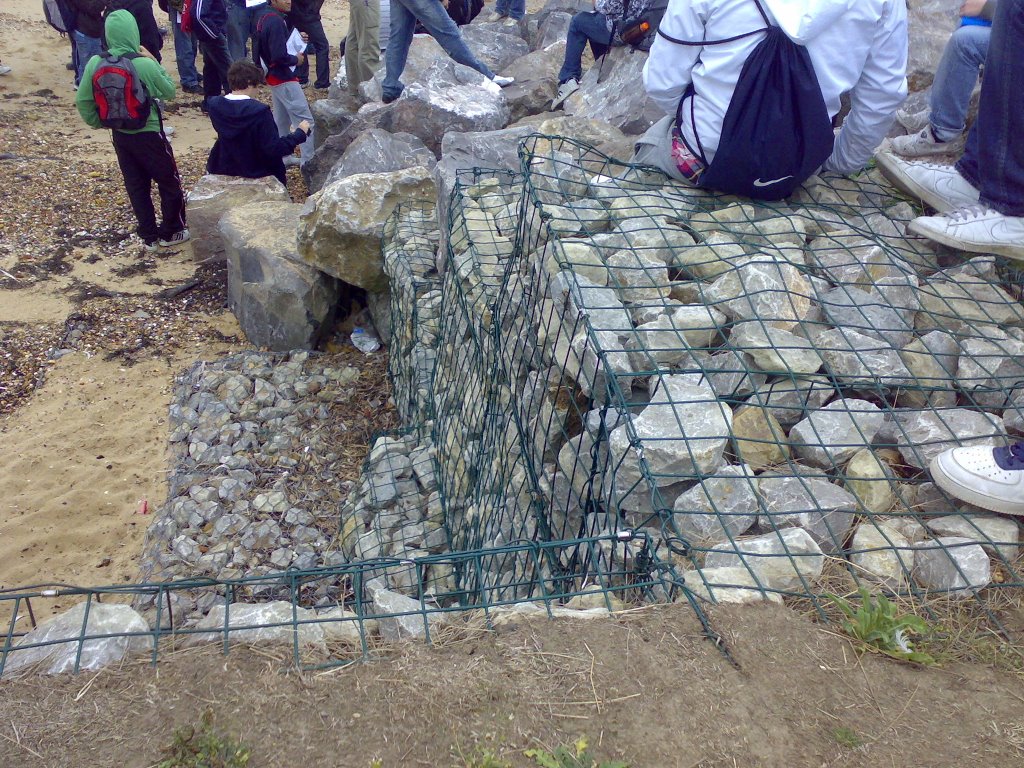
[292,17,331,87]
[111,129,186,243]
[199,34,234,103]
[955,0,1024,216]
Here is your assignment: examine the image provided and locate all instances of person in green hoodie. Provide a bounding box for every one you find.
[76,10,189,250]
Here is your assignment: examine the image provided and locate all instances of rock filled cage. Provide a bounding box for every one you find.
[3,135,1024,676]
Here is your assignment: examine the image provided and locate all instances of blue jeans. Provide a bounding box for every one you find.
[495,0,525,20]
[956,0,1024,217]
[929,25,990,141]
[72,30,102,87]
[383,0,494,100]
[226,2,254,62]
[169,11,200,87]
[557,11,611,84]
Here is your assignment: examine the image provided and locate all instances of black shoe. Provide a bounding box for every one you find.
[182,83,203,94]
[298,79,309,87]
[66,61,75,71]
[313,81,330,89]
[382,93,398,104]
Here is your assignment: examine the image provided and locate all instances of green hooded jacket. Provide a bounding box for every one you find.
[75,9,176,134]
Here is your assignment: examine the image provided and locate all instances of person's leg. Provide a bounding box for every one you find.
[507,0,526,21]
[273,80,316,164]
[382,0,417,101]
[303,17,332,88]
[353,0,381,94]
[226,2,250,61]
[929,25,990,141]
[200,34,234,106]
[956,0,1024,217]
[558,12,609,84]
[131,132,187,239]
[112,132,159,245]
[408,0,495,78]
[73,31,102,87]
[169,12,201,88]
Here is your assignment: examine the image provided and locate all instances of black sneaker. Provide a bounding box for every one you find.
[182,83,203,94]
[313,81,330,89]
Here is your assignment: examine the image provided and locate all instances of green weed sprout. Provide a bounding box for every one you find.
[826,587,936,665]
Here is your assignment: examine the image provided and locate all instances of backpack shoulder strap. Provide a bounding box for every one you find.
[657,0,771,47]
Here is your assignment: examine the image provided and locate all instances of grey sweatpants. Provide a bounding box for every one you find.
[271,80,315,165]
[631,115,692,184]
[346,0,381,97]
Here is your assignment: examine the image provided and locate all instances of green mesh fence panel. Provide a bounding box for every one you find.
[495,134,1022,615]
[384,202,443,425]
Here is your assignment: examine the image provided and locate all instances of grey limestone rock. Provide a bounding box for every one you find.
[849,521,913,585]
[672,464,759,543]
[820,286,915,349]
[913,536,991,594]
[187,175,290,263]
[892,408,1004,470]
[706,256,813,331]
[789,399,885,469]
[562,46,662,135]
[191,602,327,648]
[322,129,436,190]
[729,322,823,375]
[749,375,835,429]
[814,326,915,394]
[758,476,859,552]
[704,527,825,591]
[220,202,339,351]
[923,515,1020,563]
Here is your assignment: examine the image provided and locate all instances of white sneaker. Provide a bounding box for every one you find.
[890,126,965,158]
[875,152,979,213]
[484,11,506,22]
[158,228,191,247]
[491,74,515,87]
[283,155,301,166]
[896,108,930,134]
[0,64,11,76]
[502,16,519,26]
[551,77,579,110]
[163,125,176,137]
[930,443,1024,516]
[908,204,1024,261]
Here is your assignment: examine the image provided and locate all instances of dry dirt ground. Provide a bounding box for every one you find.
[0,604,1023,768]
[2,4,1024,768]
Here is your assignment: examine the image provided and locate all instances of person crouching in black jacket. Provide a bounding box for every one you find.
[206,60,310,185]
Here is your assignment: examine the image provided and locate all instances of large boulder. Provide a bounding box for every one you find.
[322,128,436,190]
[460,25,531,72]
[298,166,437,291]
[310,97,357,149]
[304,102,397,192]
[562,45,663,135]
[517,114,635,161]
[3,603,151,675]
[220,201,339,351]
[186,174,290,263]
[500,43,564,123]
[434,124,535,211]
[385,79,511,155]
[907,0,961,89]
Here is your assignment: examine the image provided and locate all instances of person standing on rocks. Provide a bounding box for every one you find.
[345,0,381,99]
[381,0,514,103]
[206,59,311,184]
[550,0,653,110]
[253,0,316,166]
[877,0,1023,260]
[76,10,189,250]
[890,0,995,158]
[634,0,908,191]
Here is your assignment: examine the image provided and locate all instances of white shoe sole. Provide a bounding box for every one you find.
[908,217,1024,261]
[875,153,975,213]
[929,455,1024,516]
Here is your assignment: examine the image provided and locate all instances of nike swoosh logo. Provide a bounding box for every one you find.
[752,175,794,187]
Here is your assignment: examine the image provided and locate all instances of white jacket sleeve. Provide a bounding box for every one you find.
[642,0,709,117]
[824,0,909,174]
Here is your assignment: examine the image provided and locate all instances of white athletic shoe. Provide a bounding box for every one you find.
[551,77,579,110]
[890,126,965,159]
[484,11,506,22]
[895,108,930,134]
[502,16,519,26]
[158,228,191,247]
[491,74,515,87]
[0,64,11,76]
[163,125,176,137]
[930,443,1024,516]
[875,152,980,213]
[908,204,1024,261]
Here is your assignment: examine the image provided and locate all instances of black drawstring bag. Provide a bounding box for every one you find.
[660,0,835,200]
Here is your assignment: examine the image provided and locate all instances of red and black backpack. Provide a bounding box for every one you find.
[91,52,153,130]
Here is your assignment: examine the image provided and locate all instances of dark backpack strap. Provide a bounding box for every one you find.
[656,0,771,46]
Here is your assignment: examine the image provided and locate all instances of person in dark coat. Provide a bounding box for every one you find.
[287,0,330,88]
[105,0,164,61]
[206,60,310,184]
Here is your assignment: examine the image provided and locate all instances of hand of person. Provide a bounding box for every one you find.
[296,52,306,65]
[300,32,309,43]
[440,0,449,8]
[960,0,986,17]
[298,120,311,134]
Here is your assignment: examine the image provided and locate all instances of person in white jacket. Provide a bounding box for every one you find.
[634,0,909,186]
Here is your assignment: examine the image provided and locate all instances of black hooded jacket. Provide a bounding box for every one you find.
[206,95,307,185]
[105,0,163,60]
[68,0,107,38]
